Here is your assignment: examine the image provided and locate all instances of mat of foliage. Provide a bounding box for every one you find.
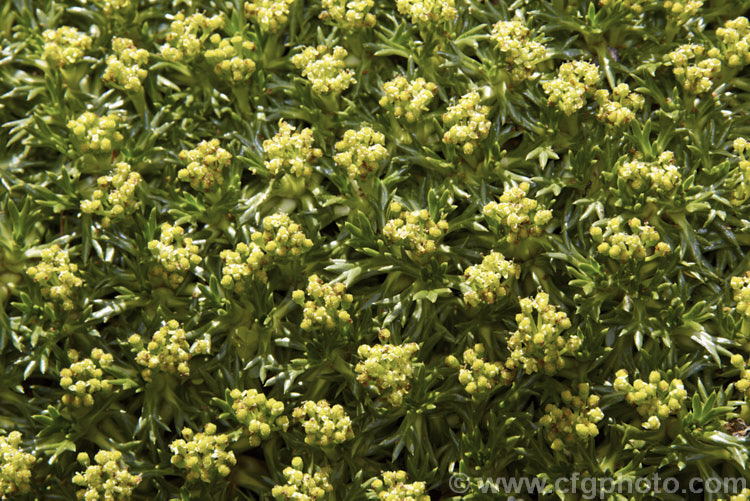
[3,0,750,499]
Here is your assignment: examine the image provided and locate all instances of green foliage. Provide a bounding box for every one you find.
[3,0,750,499]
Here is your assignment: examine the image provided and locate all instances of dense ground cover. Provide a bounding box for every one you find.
[3,0,750,499]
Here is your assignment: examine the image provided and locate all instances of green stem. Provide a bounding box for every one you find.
[232,86,253,118]
[594,44,615,90]
[130,89,147,117]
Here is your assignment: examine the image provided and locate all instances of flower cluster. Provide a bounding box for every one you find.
[489,20,546,80]
[368,471,430,501]
[292,275,354,330]
[505,291,579,376]
[80,161,142,227]
[0,432,35,497]
[67,111,124,153]
[292,400,354,446]
[379,76,438,122]
[613,370,688,430]
[395,0,457,25]
[26,245,83,311]
[320,0,376,30]
[102,37,149,93]
[446,343,514,395]
[662,0,703,24]
[291,45,356,95]
[271,457,333,500]
[731,137,750,203]
[59,348,114,407]
[333,126,388,178]
[220,242,268,290]
[441,90,491,155]
[731,272,750,318]
[539,384,604,450]
[170,424,236,482]
[590,216,671,261]
[205,34,256,82]
[178,139,232,191]
[383,204,449,255]
[251,213,314,258]
[542,61,600,115]
[228,389,288,446]
[147,223,202,287]
[42,26,92,67]
[598,0,648,13]
[719,489,750,501]
[482,182,553,243]
[462,251,520,307]
[90,0,131,15]
[128,320,209,381]
[594,83,644,127]
[731,354,750,399]
[73,451,141,500]
[617,151,681,193]
[717,17,750,68]
[263,120,322,178]
[160,12,225,62]
[666,44,721,93]
[355,341,419,406]
[244,0,296,33]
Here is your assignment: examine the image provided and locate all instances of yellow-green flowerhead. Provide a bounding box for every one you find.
[293,275,354,331]
[613,370,688,429]
[102,37,149,92]
[542,61,600,115]
[59,348,114,407]
[442,90,491,155]
[617,151,680,193]
[178,139,232,191]
[666,44,721,93]
[379,76,438,122]
[368,470,430,501]
[320,0,376,30]
[263,120,322,178]
[291,45,356,95]
[292,399,355,446]
[396,0,457,25]
[271,457,333,500]
[205,34,256,82]
[160,11,225,62]
[482,182,552,243]
[80,162,142,227]
[454,343,514,394]
[591,216,670,261]
[0,432,36,497]
[147,223,202,287]
[490,19,546,80]
[25,245,83,311]
[67,111,125,153]
[251,213,314,257]
[170,424,236,482]
[334,126,388,178]
[129,319,210,380]
[229,389,288,445]
[356,342,419,406]
[463,251,520,307]
[540,383,603,449]
[594,83,644,127]
[505,291,578,376]
[42,27,92,67]
[245,0,296,32]
[72,450,141,500]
